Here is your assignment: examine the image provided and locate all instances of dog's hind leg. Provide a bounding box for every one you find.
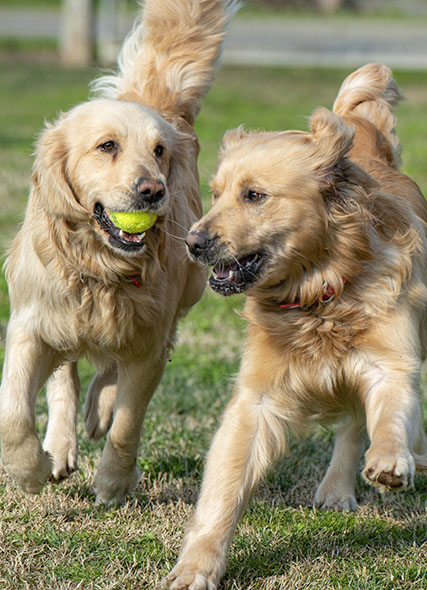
[0,318,60,493]
[166,384,286,590]
[43,362,80,480]
[84,363,117,440]
[314,415,366,511]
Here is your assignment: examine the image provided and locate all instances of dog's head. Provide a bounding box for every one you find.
[32,99,195,257]
[186,109,374,302]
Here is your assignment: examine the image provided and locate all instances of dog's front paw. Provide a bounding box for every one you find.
[363,448,414,492]
[2,437,52,494]
[164,546,224,590]
[43,435,78,481]
[314,489,358,511]
[164,567,216,590]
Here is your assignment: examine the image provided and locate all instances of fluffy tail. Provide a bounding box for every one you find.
[92,0,240,124]
[333,63,403,167]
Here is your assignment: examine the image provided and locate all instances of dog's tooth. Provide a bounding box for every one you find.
[119,229,124,240]
[137,232,146,241]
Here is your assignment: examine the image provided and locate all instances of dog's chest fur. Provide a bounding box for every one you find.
[24,274,173,360]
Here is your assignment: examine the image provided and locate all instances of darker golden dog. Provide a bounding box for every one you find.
[167,64,427,589]
[0,0,238,504]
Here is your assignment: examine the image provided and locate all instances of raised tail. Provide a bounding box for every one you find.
[92,0,240,124]
[333,63,403,168]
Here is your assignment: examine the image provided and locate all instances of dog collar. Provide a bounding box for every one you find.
[126,275,142,288]
[279,282,339,310]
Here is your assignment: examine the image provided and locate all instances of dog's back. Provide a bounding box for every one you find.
[333,63,427,223]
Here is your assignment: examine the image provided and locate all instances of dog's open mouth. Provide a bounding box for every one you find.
[94,203,149,252]
[209,253,264,295]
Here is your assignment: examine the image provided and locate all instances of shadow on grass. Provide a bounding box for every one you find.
[224,504,427,588]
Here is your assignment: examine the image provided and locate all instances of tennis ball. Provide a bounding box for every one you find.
[108,210,157,234]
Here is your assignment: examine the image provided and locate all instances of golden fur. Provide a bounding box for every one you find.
[167,64,427,589]
[0,0,238,504]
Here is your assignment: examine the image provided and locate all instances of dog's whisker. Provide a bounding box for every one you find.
[288,247,317,267]
[157,226,188,243]
[165,217,192,233]
[231,254,258,280]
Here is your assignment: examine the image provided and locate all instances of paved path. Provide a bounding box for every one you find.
[224,18,427,70]
[0,8,426,70]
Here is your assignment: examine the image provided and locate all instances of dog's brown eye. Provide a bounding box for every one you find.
[154,144,164,158]
[99,140,117,153]
[245,190,264,203]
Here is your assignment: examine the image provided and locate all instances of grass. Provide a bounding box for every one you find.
[0,60,427,589]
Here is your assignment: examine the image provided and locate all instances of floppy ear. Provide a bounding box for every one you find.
[32,119,87,220]
[309,107,355,170]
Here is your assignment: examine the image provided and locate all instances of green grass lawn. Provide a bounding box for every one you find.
[0,60,426,589]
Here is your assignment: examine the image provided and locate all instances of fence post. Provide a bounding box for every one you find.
[60,0,95,66]
[98,0,122,65]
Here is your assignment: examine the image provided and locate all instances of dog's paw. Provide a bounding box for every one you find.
[164,549,223,590]
[3,440,52,494]
[43,436,78,481]
[94,464,141,505]
[314,489,358,511]
[84,382,115,440]
[84,405,112,440]
[363,449,414,492]
[164,569,216,590]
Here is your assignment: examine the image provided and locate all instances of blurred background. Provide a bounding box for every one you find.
[0,0,426,68]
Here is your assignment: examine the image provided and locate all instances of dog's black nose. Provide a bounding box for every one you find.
[136,177,165,205]
[185,230,213,256]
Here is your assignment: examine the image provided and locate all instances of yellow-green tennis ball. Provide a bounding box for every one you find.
[108,210,157,234]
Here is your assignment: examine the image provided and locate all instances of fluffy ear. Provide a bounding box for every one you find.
[309,107,355,170]
[32,120,87,220]
[221,125,247,151]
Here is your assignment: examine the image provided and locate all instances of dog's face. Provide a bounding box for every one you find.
[186,110,356,297]
[33,99,188,256]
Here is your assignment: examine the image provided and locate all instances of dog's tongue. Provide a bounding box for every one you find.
[213,261,237,279]
[119,229,145,244]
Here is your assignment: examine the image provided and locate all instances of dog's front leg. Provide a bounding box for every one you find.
[0,317,60,493]
[361,353,422,492]
[43,362,80,480]
[93,352,166,505]
[166,384,284,590]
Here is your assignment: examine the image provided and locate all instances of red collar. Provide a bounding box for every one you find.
[126,275,141,288]
[279,282,340,310]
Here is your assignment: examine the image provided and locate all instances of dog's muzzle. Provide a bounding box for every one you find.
[186,230,265,296]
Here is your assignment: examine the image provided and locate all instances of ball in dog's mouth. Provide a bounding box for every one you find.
[93,203,156,252]
[209,253,264,295]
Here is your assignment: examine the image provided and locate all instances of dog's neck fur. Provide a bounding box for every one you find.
[243,180,424,359]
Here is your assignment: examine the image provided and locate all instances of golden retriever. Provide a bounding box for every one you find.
[0,0,238,504]
[166,64,427,589]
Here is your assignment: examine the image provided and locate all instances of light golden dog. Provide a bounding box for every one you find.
[167,64,427,589]
[0,0,238,504]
